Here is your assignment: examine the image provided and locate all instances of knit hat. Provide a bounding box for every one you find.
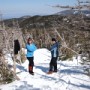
[52,38,56,42]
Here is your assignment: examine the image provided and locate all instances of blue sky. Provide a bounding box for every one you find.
[0,0,77,19]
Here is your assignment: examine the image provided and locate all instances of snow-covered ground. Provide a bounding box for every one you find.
[0,48,90,90]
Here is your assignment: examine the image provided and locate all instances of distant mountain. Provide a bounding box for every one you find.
[56,10,75,15]
[20,15,31,19]
[56,9,90,16]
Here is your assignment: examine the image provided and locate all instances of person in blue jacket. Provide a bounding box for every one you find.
[26,37,37,75]
[47,38,59,74]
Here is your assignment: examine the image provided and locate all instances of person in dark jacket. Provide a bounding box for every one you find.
[14,39,20,55]
[47,38,59,74]
[26,37,37,75]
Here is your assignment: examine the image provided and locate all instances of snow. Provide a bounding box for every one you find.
[0,48,90,90]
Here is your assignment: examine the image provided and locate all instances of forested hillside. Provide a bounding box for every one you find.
[3,14,90,60]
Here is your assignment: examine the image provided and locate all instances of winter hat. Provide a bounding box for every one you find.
[27,37,33,44]
[52,38,56,42]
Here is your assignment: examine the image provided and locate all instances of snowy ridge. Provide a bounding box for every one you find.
[0,48,90,90]
[55,10,90,17]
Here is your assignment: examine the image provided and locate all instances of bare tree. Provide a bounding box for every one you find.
[51,0,90,62]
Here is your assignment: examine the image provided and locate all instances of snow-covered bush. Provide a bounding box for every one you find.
[0,50,14,84]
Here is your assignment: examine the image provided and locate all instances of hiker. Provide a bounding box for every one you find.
[26,37,37,75]
[47,38,59,74]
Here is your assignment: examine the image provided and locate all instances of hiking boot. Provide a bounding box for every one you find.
[47,71,53,74]
[29,71,34,75]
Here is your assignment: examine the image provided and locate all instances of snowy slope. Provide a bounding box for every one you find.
[0,48,90,90]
